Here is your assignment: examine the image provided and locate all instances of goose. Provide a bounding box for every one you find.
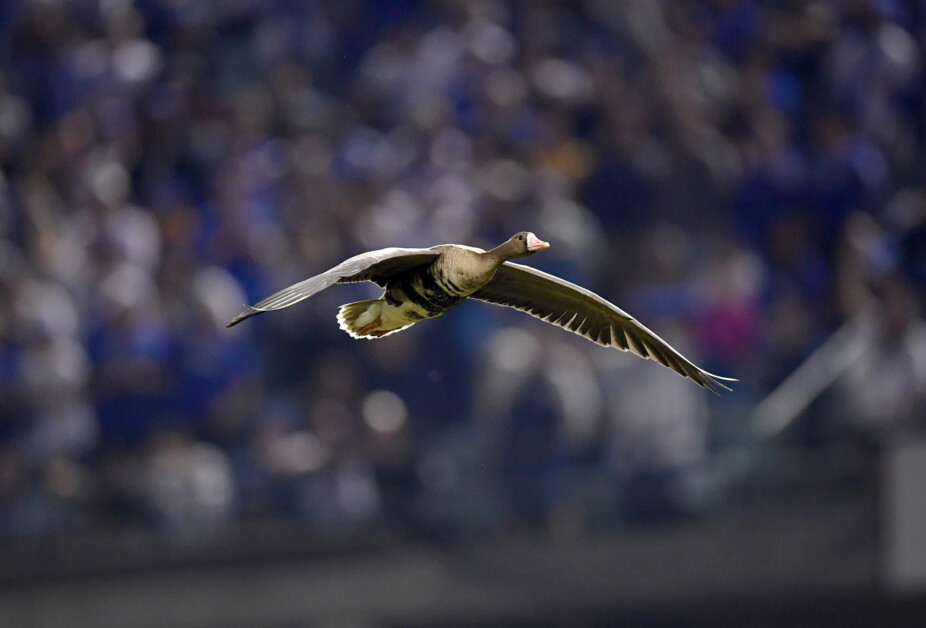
[227,232,736,393]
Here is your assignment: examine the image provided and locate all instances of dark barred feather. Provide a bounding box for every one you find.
[471,263,736,394]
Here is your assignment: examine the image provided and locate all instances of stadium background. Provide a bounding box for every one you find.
[1,0,926,625]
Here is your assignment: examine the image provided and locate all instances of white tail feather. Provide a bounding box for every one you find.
[336,299,414,339]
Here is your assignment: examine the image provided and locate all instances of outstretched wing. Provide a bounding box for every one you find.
[470,262,736,393]
[227,247,439,327]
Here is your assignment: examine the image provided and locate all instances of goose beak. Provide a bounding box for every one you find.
[526,233,550,252]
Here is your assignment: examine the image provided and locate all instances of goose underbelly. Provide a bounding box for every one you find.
[339,266,472,339]
[383,298,431,325]
[392,269,466,318]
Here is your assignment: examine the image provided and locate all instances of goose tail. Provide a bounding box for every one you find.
[337,299,412,339]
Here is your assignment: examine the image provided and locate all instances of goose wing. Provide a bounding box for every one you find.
[227,247,440,327]
[470,262,736,393]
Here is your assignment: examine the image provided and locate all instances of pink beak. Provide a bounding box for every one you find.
[526,233,550,252]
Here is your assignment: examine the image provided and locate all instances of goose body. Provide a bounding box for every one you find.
[228,232,736,393]
[336,245,486,338]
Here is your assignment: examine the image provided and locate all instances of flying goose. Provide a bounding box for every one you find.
[228,232,736,393]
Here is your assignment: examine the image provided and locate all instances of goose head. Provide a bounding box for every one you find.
[497,231,550,259]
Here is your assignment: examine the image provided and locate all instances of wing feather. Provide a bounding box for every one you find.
[470,262,736,393]
[227,247,439,327]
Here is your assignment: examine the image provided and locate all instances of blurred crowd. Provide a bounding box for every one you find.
[1,0,925,541]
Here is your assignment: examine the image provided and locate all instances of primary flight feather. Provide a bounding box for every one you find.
[227,232,736,393]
